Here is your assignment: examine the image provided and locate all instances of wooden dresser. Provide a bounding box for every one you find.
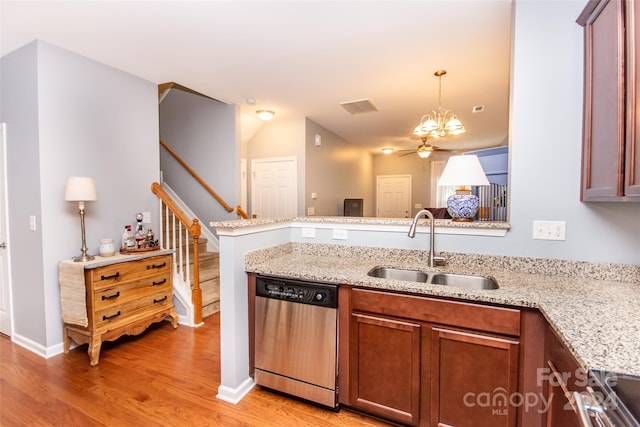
[60,251,178,365]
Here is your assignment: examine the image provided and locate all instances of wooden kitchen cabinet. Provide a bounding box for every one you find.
[427,326,519,427]
[578,0,640,201]
[339,286,522,426]
[543,326,585,427]
[349,312,421,425]
[60,253,178,365]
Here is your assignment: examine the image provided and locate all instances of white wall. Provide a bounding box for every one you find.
[247,118,306,216]
[305,118,374,216]
[0,40,160,351]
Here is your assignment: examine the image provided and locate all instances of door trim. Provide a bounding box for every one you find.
[375,174,412,218]
[0,122,13,337]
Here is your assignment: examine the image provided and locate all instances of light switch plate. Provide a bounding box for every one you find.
[533,220,566,240]
[142,211,151,224]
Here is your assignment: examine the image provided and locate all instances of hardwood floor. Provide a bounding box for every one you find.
[0,314,390,426]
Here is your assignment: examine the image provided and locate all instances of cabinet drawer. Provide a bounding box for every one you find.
[94,272,171,310]
[352,288,520,337]
[95,290,172,329]
[89,255,171,290]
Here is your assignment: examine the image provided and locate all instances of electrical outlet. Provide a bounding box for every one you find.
[29,215,37,231]
[301,228,316,238]
[533,220,566,241]
[332,229,348,240]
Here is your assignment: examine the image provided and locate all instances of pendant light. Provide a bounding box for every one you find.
[413,70,466,138]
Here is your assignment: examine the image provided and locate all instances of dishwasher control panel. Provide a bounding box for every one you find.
[255,276,338,308]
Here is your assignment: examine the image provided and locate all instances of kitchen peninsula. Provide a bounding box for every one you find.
[214,216,640,426]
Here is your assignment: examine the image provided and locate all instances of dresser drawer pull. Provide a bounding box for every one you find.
[100,272,120,281]
[102,311,121,321]
[152,278,167,286]
[101,291,120,300]
[147,262,167,270]
[154,296,168,304]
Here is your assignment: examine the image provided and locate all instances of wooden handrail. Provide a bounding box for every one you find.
[151,183,201,237]
[151,181,202,324]
[160,139,234,213]
[235,205,249,220]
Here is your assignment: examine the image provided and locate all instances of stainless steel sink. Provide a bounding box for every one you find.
[367,267,428,282]
[429,273,499,290]
[367,267,499,290]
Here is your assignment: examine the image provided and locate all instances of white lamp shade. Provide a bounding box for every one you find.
[64,176,97,201]
[438,155,490,186]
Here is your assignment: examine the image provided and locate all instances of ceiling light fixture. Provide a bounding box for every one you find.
[413,70,466,139]
[256,110,275,121]
[382,148,394,154]
[416,144,432,158]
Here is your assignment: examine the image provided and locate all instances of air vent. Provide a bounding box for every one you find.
[339,98,379,115]
[472,105,485,113]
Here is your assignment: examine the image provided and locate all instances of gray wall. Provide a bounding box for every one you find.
[372,152,433,218]
[0,40,160,349]
[304,118,373,216]
[247,117,306,216]
[159,88,239,232]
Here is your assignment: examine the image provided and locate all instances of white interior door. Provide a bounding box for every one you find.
[251,157,297,218]
[0,123,12,336]
[376,175,411,218]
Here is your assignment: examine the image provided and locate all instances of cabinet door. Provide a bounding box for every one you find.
[350,312,421,426]
[428,326,519,427]
[579,0,626,201]
[626,0,640,198]
[544,327,584,427]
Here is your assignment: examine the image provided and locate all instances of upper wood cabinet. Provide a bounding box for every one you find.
[578,0,640,201]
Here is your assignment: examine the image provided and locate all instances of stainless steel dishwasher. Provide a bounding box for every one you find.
[254,275,338,408]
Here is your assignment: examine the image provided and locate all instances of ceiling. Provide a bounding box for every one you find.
[1,1,513,155]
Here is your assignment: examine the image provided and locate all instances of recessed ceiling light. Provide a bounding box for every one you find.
[382,148,394,154]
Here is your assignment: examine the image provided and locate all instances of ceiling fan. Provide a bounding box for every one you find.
[398,137,457,158]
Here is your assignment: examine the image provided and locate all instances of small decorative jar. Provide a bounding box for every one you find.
[99,238,115,257]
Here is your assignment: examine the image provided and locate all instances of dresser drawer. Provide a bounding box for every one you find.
[61,251,178,366]
[89,254,171,290]
[94,272,171,311]
[95,289,173,329]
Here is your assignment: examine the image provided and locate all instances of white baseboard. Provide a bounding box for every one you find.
[216,377,255,404]
[12,332,66,359]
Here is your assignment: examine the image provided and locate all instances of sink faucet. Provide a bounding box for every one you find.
[408,209,436,268]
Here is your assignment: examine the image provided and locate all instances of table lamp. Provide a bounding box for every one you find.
[438,155,489,222]
[64,176,97,261]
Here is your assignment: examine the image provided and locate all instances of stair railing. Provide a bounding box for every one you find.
[159,139,249,219]
[151,182,203,325]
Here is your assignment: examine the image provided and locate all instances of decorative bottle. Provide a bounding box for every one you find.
[122,225,135,249]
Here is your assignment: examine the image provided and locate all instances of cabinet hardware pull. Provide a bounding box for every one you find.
[154,296,168,304]
[102,311,121,320]
[152,278,167,286]
[102,292,120,300]
[100,272,120,281]
[147,262,167,270]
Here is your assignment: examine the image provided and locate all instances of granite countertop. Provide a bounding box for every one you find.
[213,216,511,230]
[245,242,640,377]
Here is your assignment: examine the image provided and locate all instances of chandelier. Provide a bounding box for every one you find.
[413,70,466,138]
